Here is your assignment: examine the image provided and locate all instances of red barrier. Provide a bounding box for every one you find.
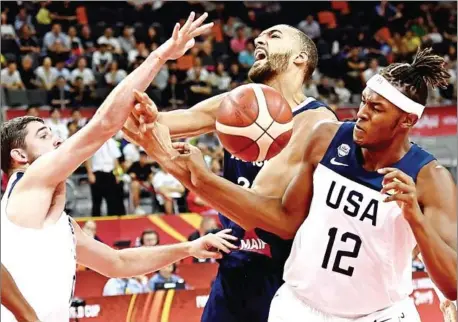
[71,272,444,322]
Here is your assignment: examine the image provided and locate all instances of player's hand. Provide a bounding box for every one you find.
[88,173,96,184]
[171,142,210,187]
[158,12,213,61]
[440,300,457,322]
[379,168,423,223]
[188,229,238,259]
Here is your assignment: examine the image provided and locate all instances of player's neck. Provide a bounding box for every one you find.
[266,75,305,108]
[360,137,411,172]
[9,165,28,177]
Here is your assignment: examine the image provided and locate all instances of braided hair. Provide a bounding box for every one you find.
[379,47,450,106]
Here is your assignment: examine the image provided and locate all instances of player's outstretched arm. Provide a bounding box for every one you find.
[24,12,213,189]
[72,218,237,278]
[380,163,457,300]
[1,264,40,322]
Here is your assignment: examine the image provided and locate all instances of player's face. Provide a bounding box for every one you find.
[22,121,62,164]
[353,88,406,148]
[248,25,296,83]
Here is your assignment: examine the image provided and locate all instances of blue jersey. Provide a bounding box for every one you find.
[219,98,335,269]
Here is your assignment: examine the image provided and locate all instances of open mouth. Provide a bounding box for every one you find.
[255,49,267,61]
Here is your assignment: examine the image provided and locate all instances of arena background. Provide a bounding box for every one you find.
[0,1,456,321]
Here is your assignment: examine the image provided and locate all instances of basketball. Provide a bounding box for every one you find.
[215,84,293,162]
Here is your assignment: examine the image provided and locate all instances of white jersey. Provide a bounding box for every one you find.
[283,122,435,318]
[1,172,77,322]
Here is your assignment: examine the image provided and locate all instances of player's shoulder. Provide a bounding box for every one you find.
[293,97,337,120]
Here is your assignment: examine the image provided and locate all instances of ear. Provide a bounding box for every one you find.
[10,148,28,165]
[293,51,308,66]
[400,113,418,129]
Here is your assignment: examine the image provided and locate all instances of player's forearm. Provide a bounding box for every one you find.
[92,50,167,134]
[1,264,39,322]
[112,242,192,278]
[156,93,226,139]
[410,218,457,300]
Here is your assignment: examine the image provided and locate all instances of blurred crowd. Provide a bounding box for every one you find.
[1,1,456,112]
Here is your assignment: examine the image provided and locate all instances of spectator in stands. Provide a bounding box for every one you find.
[85,138,126,216]
[80,24,96,54]
[411,16,429,38]
[35,2,52,28]
[145,26,160,51]
[152,166,185,215]
[45,107,69,140]
[49,76,72,109]
[128,151,153,214]
[1,62,24,90]
[92,42,113,74]
[139,229,160,247]
[104,60,126,88]
[188,217,219,241]
[82,220,103,242]
[200,41,216,69]
[162,74,186,109]
[70,76,93,107]
[118,25,136,54]
[97,27,121,54]
[208,62,231,91]
[151,64,169,91]
[402,31,421,56]
[362,58,383,83]
[67,26,83,55]
[303,79,319,98]
[17,24,40,58]
[14,7,34,33]
[69,108,87,127]
[238,41,255,69]
[71,57,95,87]
[345,47,366,93]
[334,79,351,104]
[19,55,38,90]
[422,26,443,45]
[35,57,58,91]
[103,276,149,296]
[122,139,140,170]
[67,120,79,137]
[49,1,77,30]
[297,15,321,41]
[148,264,185,291]
[229,62,246,83]
[26,106,40,117]
[1,12,16,39]
[55,60,70,81]
[230,25,247,54]
[317,76,337,104]
[42,23,71,62]
[128,41,150,66]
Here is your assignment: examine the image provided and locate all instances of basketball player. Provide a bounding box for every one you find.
[0,13,237,322]
[132,48,457,321]
[1,264,39,322]
[123,24,337,322]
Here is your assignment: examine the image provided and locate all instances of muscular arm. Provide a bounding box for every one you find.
[412,163,457,300]
[1,264,39,322]
[73,218,192,278]
[158,119,336,239]
[156,93,225,139]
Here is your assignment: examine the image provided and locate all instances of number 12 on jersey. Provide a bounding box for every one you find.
[321,227,362,277]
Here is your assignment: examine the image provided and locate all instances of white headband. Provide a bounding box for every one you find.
[366,74,425,118]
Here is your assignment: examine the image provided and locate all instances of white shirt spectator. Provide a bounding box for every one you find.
[297,19,321,40]
[208,72,231,90]
[97,36,121,53]
[71,68,95,85]
[0,24,16,38]
[152,66,169,90]
[118,35,136,54]
[187,68,209,82]
[55,67,71,81]
[45,119,69,140]
[335,86,351,104]
[122,143,140,164]
[89,139,122,173]
[35,66,58,89]
[362,66,383,83]
[43,31,70,51]
[152,171,184,204]
[105,69,127,86]
[1,68,22,87]
[303,83,319,98]
[92,50,113,71]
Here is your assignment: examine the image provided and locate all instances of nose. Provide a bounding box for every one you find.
[356,103,369,121]
[254,35,266,48]
[54,136,63,148]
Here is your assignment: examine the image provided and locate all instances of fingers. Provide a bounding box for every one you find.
[380,180,415,195]
[190,12,208,30]
[199,250,223,259]
[216,229,238,241]
[383,192,415,204]
[181,11,195,33]
[189,22,214,38]
[172,22,180,41]
[378,168,414,185]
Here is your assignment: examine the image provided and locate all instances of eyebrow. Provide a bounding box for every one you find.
[35,126,49,136]
[259,29,283,38]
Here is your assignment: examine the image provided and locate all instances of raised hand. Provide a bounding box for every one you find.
[188,229,238,259]
[159,12,213,61]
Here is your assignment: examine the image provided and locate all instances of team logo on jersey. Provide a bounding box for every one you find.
[337,144,350,157]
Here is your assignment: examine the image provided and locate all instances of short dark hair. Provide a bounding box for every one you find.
[140,229,160,245]
[380,47,450,105]
[1,116,43,174]
[289,26,318,81]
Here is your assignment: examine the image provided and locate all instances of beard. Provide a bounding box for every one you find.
[248,52,291,84]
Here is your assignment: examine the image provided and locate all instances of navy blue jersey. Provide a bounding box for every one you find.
[219,98,335,269]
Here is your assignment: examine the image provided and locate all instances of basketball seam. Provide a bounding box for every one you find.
[232,120,275,156]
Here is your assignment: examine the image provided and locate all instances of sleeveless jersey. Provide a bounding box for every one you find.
[220,98,334,269]
[1,172,77,322]
[283,122,435,317]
